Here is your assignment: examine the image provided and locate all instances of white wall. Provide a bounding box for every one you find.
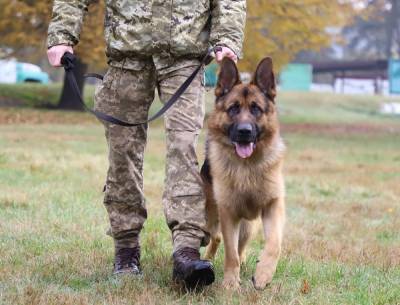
[0,60,17,84]
[311,78,391,96]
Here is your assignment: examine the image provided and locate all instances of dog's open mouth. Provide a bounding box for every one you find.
[233,142,255,159]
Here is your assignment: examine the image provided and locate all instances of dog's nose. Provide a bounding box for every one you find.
[237,123,253,136]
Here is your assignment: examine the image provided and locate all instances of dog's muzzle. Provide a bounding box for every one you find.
[229,123,259,159]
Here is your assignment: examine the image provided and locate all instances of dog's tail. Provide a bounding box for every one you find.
[200,135,212,184]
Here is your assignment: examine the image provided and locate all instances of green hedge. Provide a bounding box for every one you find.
[0,83,95,108]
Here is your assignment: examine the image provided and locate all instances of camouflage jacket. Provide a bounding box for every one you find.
[47,0,246,66]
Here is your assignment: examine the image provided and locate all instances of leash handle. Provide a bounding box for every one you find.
[205,46,222,65]
[60,52,76,71]
[61,47,217,127]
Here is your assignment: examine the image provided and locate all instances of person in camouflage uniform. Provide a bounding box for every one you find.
[47,0,246,288]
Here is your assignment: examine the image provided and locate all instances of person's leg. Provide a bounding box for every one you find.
[157,58,214,287]
[158,59,208,252]
[94,62,156,273]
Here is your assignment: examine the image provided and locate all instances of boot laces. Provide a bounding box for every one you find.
[174,247,200,262]
[115,247,140,269]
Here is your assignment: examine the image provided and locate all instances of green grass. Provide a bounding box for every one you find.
[1,90,400,305]
[278,91,400,125]
[1,82,400,125]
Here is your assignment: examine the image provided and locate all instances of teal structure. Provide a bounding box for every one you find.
[389,59,400,94]
[279,63,312,92]
[204,62,218,87]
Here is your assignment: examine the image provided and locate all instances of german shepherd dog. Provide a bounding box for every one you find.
[201,57,285,290]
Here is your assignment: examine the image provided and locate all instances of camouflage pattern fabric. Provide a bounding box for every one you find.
[94,57,208,252]
[48,0,246,69]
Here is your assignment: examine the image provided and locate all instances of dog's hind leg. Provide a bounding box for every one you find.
[203,196,220,260]
[204,202,221,260]
[202,167,220,260]
[238,220,254,264]
[204,231,221,260]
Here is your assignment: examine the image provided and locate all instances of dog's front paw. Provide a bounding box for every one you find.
[252,269,273,290]
[222,275,241,290]
[239,252,247,265]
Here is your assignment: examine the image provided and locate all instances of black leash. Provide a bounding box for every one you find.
[60,47,219,127]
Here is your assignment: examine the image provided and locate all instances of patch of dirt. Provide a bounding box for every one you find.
[1,106,400,135]
[0,96,25,107]
[282,122,400,135]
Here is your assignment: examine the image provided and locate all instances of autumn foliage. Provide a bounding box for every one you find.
[0,0,354,71]
[0,0,106,68]
[239,0,354,71]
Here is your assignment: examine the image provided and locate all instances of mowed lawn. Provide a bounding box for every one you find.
[0,91,400,305]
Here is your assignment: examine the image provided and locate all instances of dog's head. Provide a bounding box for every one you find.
[208,57,279,159]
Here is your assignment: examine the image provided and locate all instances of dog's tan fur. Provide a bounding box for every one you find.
[202,57,286,290]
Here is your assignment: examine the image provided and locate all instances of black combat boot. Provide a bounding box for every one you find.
[113,247,141,275]
[172,247,215,289]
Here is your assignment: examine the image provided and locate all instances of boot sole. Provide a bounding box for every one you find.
[113,265,142,276]
[174,264,215,289]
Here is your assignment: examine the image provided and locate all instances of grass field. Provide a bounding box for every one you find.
[1,90,400,305]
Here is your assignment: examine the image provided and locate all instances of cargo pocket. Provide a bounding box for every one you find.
[101,68,117,90]
[94,68,119,114]
[168,158,205,199]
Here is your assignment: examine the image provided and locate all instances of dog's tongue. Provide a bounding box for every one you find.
[234,142,255,159]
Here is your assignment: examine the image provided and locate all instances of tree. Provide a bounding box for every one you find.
[342,0,400,60]
[0,0,106,110]
[0,1,51,60]
[239,0,354,71]
[1,0,356,100]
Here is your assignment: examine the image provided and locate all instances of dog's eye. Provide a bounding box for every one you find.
[227,103,240,117]
[250,103,263,116]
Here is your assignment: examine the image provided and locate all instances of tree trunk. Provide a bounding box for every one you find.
[57,57,88,111]
[387,0,399,58]
[394,0,400,57]
[385,1,393,58]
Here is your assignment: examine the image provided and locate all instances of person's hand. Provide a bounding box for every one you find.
[47,45,74,67]
[215,46,238,63]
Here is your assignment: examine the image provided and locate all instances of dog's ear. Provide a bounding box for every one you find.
[215,57,241,98]
[251,57,276,101]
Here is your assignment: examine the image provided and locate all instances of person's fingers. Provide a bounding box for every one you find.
[225,49,238,62]
[48,51,59,67]
[47,45,73,67]
[216,50,231,63]
[215,47,237,63]
[47,49,61,67]
[47,50,53,66]
[216,50,224,62]
[229,53,238,63]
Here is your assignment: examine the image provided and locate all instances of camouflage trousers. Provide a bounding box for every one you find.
[94,57,208,252]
